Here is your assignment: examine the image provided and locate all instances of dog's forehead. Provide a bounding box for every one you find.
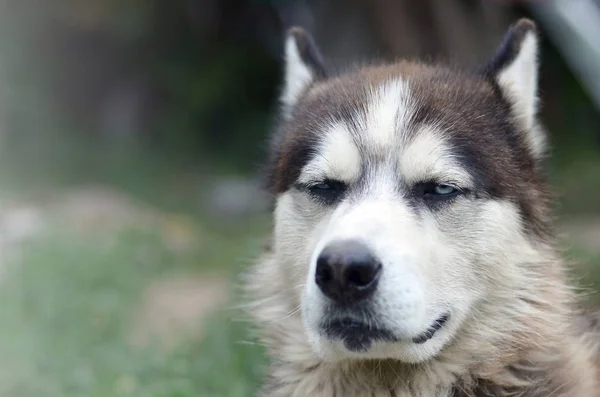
[298,62,502,142]
[273,62,529,194]
[294,64,505,182]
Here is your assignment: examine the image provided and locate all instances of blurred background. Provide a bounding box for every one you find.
[0,0,599,396]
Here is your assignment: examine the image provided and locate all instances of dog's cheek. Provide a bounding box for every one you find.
[469,200,539,288]
[273,192,333,299]
[421,202,490,304]
[429,238,481,311]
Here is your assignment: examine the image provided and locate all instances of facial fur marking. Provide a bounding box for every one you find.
[299,122,361,185]
[359,78,413,151]
[399,126,473,188]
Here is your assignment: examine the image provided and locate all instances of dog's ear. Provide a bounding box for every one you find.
[487,19,545,157]
[488,19,539,129]
[280,27,327,119]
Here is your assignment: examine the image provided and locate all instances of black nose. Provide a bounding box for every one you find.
[315,240,382,304]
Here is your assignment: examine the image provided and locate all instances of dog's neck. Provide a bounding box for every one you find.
[246,250,598,397]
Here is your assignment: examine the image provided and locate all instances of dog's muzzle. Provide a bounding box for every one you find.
[314,239,450,352]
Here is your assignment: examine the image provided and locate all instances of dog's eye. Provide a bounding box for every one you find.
[422,183,461,198]
[307,180,346,204]
[432,184,457,195]
[311,182,332,191]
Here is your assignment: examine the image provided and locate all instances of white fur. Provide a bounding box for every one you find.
[496,32,545,158]
[304,185,428,362]
[362,79,412,150]
[299,122,361,185]
[399,126,473,187]
[281,35,314,119]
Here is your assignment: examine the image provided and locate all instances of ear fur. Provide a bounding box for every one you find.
[487,19,546,158]
[280,27,327,119]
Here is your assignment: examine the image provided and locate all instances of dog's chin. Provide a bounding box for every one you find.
[307,314,453,363]
[310,334,449,363]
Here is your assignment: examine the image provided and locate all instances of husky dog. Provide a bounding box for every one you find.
[245,19,600,396]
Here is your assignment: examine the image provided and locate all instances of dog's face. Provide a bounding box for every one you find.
[267,20,551,363]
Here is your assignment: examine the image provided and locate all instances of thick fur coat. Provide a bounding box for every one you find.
[245,19,600,396]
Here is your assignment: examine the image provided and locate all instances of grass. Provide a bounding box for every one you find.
[0,131,272,395]
[0,223,267,397]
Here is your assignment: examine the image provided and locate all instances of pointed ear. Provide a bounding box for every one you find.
[487,19,545,157]
[280,27,327,119]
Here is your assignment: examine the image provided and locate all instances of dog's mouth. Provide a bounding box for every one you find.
[322,313,450,352]
[412,314,449,344]
[323,318,398,352]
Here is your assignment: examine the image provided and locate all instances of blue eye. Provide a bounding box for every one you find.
[307,180,346,204]
[422,183,461,199]
[433,184,457,195]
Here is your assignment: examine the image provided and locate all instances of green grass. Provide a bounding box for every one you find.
[0,224,266,397]
[0,104,276,393]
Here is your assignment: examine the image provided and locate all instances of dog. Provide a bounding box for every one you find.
[245,19,600,396]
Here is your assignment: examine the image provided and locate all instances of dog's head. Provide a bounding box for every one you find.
[265,20,554,363]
